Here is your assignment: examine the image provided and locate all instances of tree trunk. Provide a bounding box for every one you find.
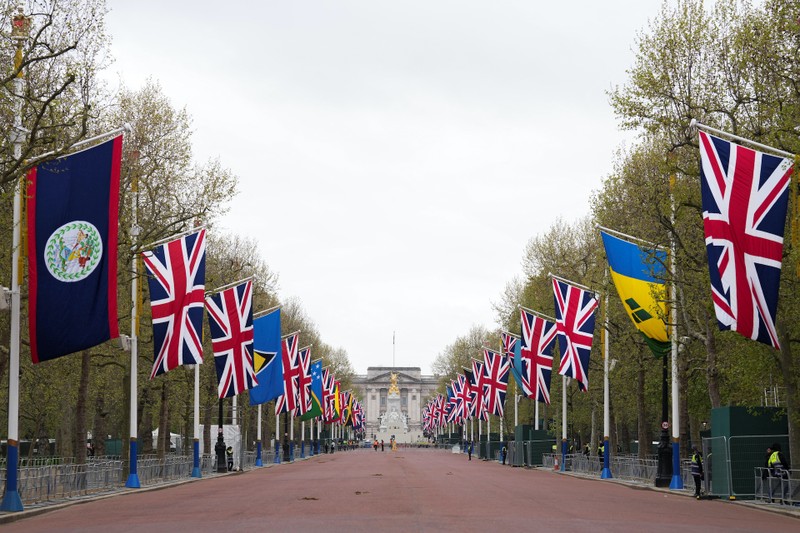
[94,387,107,457]
[140,386,154,455]
[620,421,631,454]
[637,355,649,460]
[679,348,691,453]
[704,317,723,408]
[778,321,799,470]
[75,350,90,464]
[157,381,169,458]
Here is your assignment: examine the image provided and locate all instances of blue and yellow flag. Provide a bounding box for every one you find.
[601,231,670,357]
[249,308,282,405]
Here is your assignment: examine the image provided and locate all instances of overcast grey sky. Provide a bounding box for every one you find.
[105,1,660,375]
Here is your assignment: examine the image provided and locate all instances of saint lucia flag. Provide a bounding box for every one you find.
[249,308,283,405]
[299,359,323,421]
[26,137,122,363]
[601,230,670,357]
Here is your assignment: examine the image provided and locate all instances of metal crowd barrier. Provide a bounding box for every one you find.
[753,468,800,505]
[0,450,281,507]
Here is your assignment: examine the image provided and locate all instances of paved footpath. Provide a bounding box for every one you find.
[2,448,799,532]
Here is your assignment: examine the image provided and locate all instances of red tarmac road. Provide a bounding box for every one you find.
[2,448,798,532]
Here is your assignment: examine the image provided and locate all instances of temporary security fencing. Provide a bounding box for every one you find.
[0,450,278,506]
[754,468,800,505]
[701,434,789,500]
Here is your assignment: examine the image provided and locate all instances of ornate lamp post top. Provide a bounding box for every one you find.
[11,6,30,41]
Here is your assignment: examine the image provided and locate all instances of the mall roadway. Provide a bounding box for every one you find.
[2,448,799,533]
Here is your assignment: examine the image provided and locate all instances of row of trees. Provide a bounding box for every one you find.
[0,1,356,463]
[433,0,800,463]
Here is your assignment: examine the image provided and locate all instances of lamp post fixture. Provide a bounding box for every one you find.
[655,355,672,487]
[1,5,31,513]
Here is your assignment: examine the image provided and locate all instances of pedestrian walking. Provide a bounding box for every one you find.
[690,446,704,499]
[468,441,473,461]
[501,444,507,465]
[373,439,378,451]
[380,439,385,452]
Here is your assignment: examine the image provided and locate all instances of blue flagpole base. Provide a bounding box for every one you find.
[125,474,141,488]
[290,443,295,462]
[126,439,140,488]
[191,440,202,476]
[255,441,263,466]
[274,442,281,464]
[601,440,612,478]
[669,441,683,489]
[1,444,24,512]
[0,489,23,512]
[300,442,305,458]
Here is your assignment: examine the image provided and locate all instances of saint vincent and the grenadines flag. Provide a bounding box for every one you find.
[27,137,122,363]
[601,230,670,357]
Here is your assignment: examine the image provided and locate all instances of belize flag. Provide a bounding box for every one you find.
[26,137,122,363]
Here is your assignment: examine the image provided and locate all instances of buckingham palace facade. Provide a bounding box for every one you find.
[352,367,439,440]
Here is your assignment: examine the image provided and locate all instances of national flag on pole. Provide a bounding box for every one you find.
[454,374,470,422]
[322,369,336,422]
[552,277,598,391]
[519,307,557,404]
[436,393,447,428]
[471,358,489,421]
[698,130,793,349]
[27,136,122,363]
[482,348,509,417]
[294,347,313,416]
[299,359,323,421]
[205,280,256,398]
[600,230,670,357]
[141,229,206,378]
[249,308,283,405]
[502,331,526,391]
[275,332,301,414]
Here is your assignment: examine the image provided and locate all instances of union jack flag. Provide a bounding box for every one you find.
[435,393,447,428]
[553,277,598,391]
[502,331,519,356]
[482,349,509,416]
[520,308,557,404]
[352,399,364,430]
[455,374,471,422]
[699,130,793,349]
[141,229,206,379]
[275,333,301,414]
[294,346,313,416]
[205,280,256,398]
[471,358,489,421]
[322,368,336,422]
[446,380,462,424]
[422,403,432,432]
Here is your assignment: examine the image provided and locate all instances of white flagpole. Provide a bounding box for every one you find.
[561,376,567,471]
[601,292,612,479]
[125,144,141,489]
[255,404,263,467]
[301,420,305,458]
[192,364,201,477]
[535,400,539,430]
[275,412,280,463]
[669,176,683,490]
[290,416,294,461]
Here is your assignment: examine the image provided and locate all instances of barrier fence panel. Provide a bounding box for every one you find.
[754,467,799,505]
[727,435,788,499]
